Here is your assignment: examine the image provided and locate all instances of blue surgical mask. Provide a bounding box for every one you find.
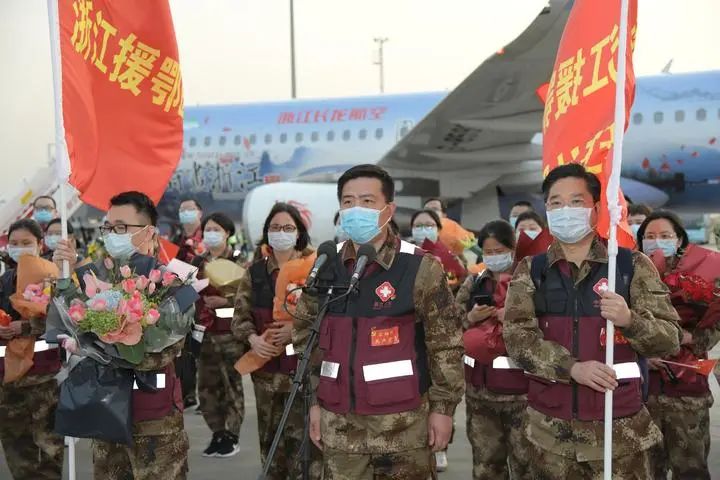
[45,234,61,251]
[104,233,136,259]
[518,229,541,241]
[203,231,225,248]
[631,224,641,236]
[643,239,678,258]
[7,246,37,263]
[339,206,389,245]
[268,231,297,252]
[483,252,514,272]
[179,210,199,225]
[335,224,350,243]
[509,216,519,228]
[547,207,593,244]
[412,226,438,244]
[33,209,53,224]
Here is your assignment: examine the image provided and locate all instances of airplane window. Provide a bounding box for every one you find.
[280,133,287,144]
[219,136,227,146]
[375,128,384,139]
[342,130,351,141]
[249,134,257,145]
[311,132,319,142]
[264,134,272,144]
[327,131,335,142]
[296,132,303,143]
[359,129,368,140]
[189,137,197,147]
[675,110,685,122]
[697,108,707,121]
[234,135,242,145]
[632,113,642,125]
[653,112,663,124]
[204,136,212,147]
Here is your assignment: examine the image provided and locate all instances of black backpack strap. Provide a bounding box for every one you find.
[616,247,634,294]
[530,253,548,290]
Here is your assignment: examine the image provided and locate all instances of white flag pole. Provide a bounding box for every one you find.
[46,2,76,479]
[604,0,631,478]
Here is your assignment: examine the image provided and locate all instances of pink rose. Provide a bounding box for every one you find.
[162,271,177,287]
[146,308,160,325]
[148,282,156,295]
[68,301,86,323]
[135,275,149,291]
[89,298,107,311]
[120,265,132,279]
[149,269,162,283]
[104,257,114,270]
[121,278,137,294]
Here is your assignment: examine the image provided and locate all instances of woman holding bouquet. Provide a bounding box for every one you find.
[638,210,720,480]
[0,219,63,480]
[191,212,246,458]
[232,202,321,479]
[454,220,530,480]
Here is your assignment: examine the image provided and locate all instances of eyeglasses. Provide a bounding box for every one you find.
[268,224,297,233]
[545,198,589,210]
[413,224,437,229]
[99,224,147,235]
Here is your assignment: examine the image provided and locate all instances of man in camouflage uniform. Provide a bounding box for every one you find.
[503,164,682,479]
[294,165,465,480]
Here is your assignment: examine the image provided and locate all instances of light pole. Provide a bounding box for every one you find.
[373,37,388,93]
[290,0,297,98]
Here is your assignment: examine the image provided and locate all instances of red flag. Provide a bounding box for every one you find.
[58,0,183,209]
[158,237,180,265]
[541,0,638,248]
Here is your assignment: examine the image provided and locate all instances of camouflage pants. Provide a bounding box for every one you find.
[198,333,245,435]
[465,394,530,480]
[646,394,712,480]
[323,447,437,480]
[254,381,322,480]
[92,413,189,480]
[527,441,652,480]
[0,378,64,480]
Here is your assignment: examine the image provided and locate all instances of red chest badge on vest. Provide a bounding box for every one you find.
[375,281,396,303]
[593,278,609,296]
[370,326,400,347]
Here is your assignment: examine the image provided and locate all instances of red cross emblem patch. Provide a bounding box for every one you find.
[375,281,396,303]
[593,278,609,296]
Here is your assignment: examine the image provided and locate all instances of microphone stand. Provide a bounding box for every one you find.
[258,283,350,480]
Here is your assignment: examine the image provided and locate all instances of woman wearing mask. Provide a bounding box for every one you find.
[232,203,321,478]
[42,218,83,262]
[455,220,530,480]
[638,210,719,480]
[0,219,64,479]
[513,211,545,240]
[411,209,467,292]
[192,212,246,458]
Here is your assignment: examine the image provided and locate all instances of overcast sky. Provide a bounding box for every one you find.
[1,0,718,193]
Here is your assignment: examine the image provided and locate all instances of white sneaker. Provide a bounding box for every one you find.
[435,451,448,472]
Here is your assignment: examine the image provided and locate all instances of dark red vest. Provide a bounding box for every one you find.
[132,364,184,423]
[249,260,297,375]
[528,248,643,421]
[192,253,240,334]
[317,241,431,416]
[464,272,528,395]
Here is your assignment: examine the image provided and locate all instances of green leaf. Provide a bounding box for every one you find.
[117,342,146,365]
[142,326,170,351]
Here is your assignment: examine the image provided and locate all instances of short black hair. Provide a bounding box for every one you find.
[179,196,202,211]
[637,210,689,253]
[333,211,340,225]
[9,218,43,242]
[109,191,159,226]
[478,220,516,251]
[337,164,395,203]
[46,218,74,235]
[201,212,235,237]
[542,163,602,203]
[33,195,56,209]
[514,211,546,230]
[423,197,447,213]
[261,202,311,251]
[511,200,533,210]
[628,203,652,217]
[410,209,443,230]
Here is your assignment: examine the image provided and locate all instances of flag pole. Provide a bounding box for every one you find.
[604,0,631,478]
[46,1,76,479]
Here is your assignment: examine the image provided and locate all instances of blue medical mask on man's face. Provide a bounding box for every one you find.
[547,207,594,244]
[45,234,61,251]
[509,216,519,228]
[339,205,389,245]
[412,226,438,245]
[179,210,199,225]
[7,246,38,263]
[642,239,678,258]
[33,209,53,224]
[631,224,641,236]
[335,224,350,243]
[203,231,225,248]
[103,226,148,259]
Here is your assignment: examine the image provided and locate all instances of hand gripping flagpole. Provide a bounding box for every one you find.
[604,0,631,477]
[46,1,76,479]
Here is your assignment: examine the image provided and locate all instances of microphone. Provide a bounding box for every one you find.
[305,240,337,290]
[348,244,377,292]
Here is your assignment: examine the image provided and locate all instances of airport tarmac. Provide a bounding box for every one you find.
[1,369,719,479]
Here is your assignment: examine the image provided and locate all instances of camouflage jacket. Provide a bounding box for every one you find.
[292,230,465,453]
[503,235,682,461]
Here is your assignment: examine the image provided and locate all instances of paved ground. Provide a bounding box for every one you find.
[1,370,719,479]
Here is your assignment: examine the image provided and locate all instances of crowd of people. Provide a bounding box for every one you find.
[0,162,717,480]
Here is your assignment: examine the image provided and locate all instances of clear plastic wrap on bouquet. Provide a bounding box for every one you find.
[143,296,194,353]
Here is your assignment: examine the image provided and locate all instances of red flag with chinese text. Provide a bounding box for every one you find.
[58,0,183,209]
[541,0,638,248]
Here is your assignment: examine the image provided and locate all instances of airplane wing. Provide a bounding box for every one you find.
[379,0,572,175]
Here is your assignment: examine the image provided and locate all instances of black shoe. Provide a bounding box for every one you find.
[214,432,240,458]
[202,432,224,457]
[184,397,198,410]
